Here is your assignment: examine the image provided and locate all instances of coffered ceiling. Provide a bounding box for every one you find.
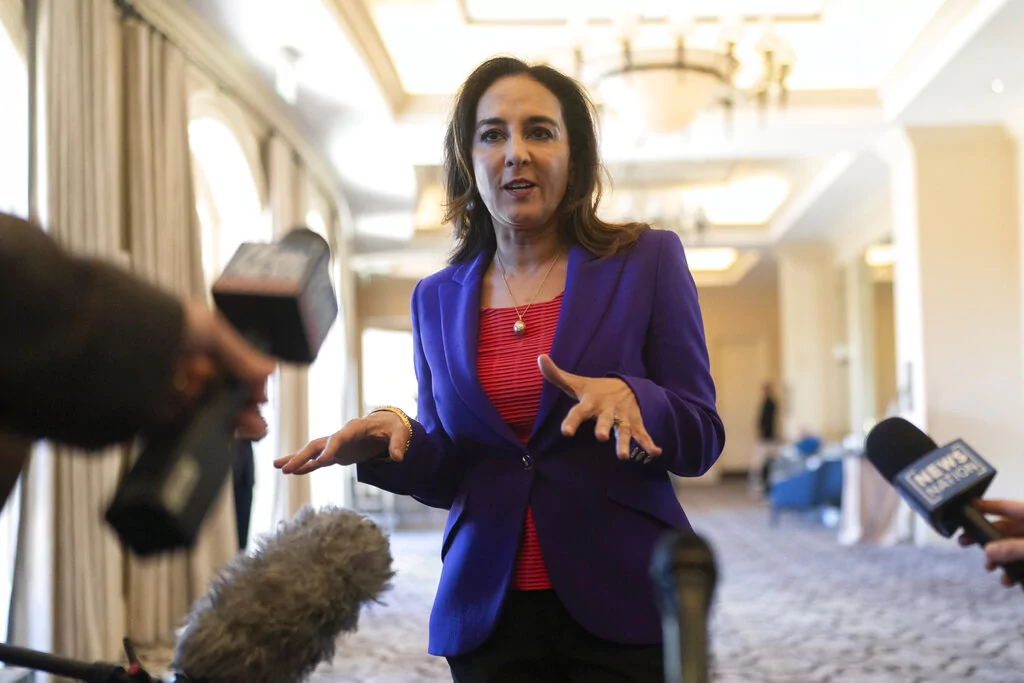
[369,0,942,95]
[182,0,1022,285]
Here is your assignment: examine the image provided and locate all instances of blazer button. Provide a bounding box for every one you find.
[522,453,534,470]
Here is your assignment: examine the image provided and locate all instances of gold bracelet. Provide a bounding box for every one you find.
[370,405,413,459]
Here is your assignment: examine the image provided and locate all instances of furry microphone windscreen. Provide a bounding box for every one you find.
[170,506,393,683]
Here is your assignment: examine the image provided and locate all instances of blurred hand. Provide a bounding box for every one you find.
[538,354,661,463]
[274,411,410,475]
[166,301,276,440]
[957,499,1024,587]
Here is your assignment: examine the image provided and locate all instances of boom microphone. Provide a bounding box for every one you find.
[864,417,1024,588]
[106,227,339,555]
[0,506,392,683]
[171,505,393,683]
[650,531,717,683]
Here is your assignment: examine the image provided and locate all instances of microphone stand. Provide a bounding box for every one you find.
[0,638,163,682]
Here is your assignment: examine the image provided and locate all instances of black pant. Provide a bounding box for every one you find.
[232,439,255,551]
[447,590,664,683]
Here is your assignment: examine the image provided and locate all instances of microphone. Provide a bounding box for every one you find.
[650,531,717,683]
[864,417,1024,588]
[106,227,338,555]
[170,505,393,683]
[210,227,338,363]
[0,507,392,683]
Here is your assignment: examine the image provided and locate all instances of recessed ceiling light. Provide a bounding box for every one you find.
[686,247,739,272]
[865,244,896,268]
[991,79,1006,95]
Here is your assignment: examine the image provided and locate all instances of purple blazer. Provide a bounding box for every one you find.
[357,227,725,657]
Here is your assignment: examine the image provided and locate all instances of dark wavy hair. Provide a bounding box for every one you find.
[442,56,646,264]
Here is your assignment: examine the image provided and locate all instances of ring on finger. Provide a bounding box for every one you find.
[613,417,631,429]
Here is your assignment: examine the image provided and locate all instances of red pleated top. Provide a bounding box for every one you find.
[477,292,563,590]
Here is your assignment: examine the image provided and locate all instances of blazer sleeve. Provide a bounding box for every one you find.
[612,230,725,476]
[0,213,185,448]
[356,280,464,509]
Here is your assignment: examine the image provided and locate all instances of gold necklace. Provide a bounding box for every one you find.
[495,250,561,337]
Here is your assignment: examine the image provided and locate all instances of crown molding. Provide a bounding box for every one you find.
[322,0,407,116]
[131,0,348,214]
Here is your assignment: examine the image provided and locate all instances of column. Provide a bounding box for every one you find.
[776,243,848,441]
[882,125,1024,545]
[845,256,878,438]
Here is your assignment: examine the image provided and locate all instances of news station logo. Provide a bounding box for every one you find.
[897,440,992,507]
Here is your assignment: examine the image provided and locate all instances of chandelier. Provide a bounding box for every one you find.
[572,13,796,134]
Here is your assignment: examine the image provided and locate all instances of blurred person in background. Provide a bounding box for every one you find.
[752,381,778,497]
[276,57,725,683]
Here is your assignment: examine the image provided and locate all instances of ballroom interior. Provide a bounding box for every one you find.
[2,0,1024,681]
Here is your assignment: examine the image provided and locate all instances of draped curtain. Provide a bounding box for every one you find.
[121,18,238,645]
[266,134,313,522]
[10,0,128,668]
[10,3,240,670]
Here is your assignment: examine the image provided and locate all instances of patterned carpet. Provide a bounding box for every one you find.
[310,481,1024,683]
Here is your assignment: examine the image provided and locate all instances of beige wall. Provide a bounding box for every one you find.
[698,279,782,473]
[356,275,417,413]
[886,126,1024,530]
[357,274,417,331]
[777,243,849,442]
[873,281,897,418]
[915,126,1023,502]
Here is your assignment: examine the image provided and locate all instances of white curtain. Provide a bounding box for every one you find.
[266,134,312,521]
[304,180,350,508]
[121,18,238,646]
[10,0,128,667]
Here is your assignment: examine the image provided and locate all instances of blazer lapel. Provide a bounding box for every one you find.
[530,244,625,439]
[439,251,522,448]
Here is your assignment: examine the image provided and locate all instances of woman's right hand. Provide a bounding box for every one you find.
[273,410,411,475]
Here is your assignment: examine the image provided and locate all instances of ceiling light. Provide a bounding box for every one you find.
[864,244,896,267]
[686,247,738,272]
[582,12,796,134]
[991,78,1005,95]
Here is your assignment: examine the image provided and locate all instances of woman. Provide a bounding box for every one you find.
[276,57,725,682]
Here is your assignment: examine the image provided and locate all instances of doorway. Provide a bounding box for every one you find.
[712,338,767,474]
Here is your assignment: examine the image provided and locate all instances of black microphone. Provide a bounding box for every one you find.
[170,506,393,683]
[106,227,338,555]
[650,531,717,683]
[864,417,1024,588]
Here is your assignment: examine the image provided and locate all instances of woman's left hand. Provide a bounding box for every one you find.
[538,354,662,463]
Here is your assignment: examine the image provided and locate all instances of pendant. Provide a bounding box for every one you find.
[513,319,527,336]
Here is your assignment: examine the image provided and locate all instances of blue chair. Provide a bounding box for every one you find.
[769,467,819,526]
[769,458,843,526]
[817,459,844,508]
